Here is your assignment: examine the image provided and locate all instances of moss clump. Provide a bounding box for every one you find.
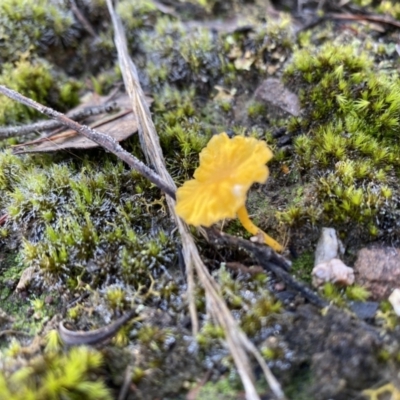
[118,0,159,31]
[0,0,78,64]
[0,56,81,125]
[140,18,228,91]
[1,157,175,288]
[214,266,282,337]
[0,345,111,400]
[291,252,314,283]
[285,43,400,140]
[278,42,400,243]
[152,85,213,183]
[197,376,240,400]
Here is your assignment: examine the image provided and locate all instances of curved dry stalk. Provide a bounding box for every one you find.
[105,1,286,399]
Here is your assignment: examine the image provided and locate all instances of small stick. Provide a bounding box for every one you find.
[117,365,133,400]
[0,85,176,200]
[210,230,328,309]
[69,0,98,38]
[59,308,137,346]
[0,103,118,139]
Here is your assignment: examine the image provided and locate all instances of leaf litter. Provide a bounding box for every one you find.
[12,92,150,154]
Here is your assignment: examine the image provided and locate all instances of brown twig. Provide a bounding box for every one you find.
[0,85,176,200]
[0,329,30,337]
[329,12,400,29]
[298,11,400,34]
[118,365,133,400]
[69,0,98,38]
[210,230,328,309]
[59,308,137,346]
[0,103,118,139]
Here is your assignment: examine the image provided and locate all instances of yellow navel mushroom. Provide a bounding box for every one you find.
[175,132,283,252]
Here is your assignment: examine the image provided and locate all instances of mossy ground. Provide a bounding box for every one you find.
[2,0,400,399]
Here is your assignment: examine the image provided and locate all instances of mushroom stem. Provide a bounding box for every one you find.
[237,205,283,252]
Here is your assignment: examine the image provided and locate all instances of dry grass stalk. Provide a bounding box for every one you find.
[0,85,175,200]
[105,1,286,398]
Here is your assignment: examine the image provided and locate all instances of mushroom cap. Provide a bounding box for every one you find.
[175,132,273,227]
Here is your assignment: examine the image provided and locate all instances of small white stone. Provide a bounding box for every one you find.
[312,258,355,288]
[314,227,344,266]
[388,288,400,316]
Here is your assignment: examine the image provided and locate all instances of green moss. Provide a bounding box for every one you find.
[276,42,400,243]
[0,253,61,336]
[345,285,371,302]
[0,0,78,63]
[0,154,174,291]
[140,17,227,90]
[197,376,240,400]
[377,1,400,19]
[247,101,267,119]
[291,252,314,283]
[284,43,400,138]
[320,283,370,307]
[0,56,81,125]
[0,346,111,400]
[118,0,158,31]
[213,266,282,337]
[152,85,213,183]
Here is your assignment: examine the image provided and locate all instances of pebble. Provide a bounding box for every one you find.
[312,258,355,287]
[312,228,353,287]
[314,227,344,266]
[388,288,400,316]
[353,246,400,300]
[254,78,300,117]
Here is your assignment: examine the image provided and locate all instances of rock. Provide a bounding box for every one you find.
[388,288,400,316]
[283,304,383,399]
[349,301,379,320]
[312,258,355,287]
[254,78,300,117]
[353,246,400,300]
[314,227,344,266]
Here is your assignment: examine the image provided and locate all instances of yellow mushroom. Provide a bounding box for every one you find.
[175,132,283,252]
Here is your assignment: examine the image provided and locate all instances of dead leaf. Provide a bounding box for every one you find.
[213,85,236,102]
[254,78,300,117]
[16,266,37,292]
[12,92,148,154]
[234,56,255,71]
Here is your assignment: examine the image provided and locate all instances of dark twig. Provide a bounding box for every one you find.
[69,0,98,38]
[59,308,137,346]
[298,12,400,34]
[0,85,176,200]
[0,329,31,337]
[0,103,118,139]
[210,230,328,309]
[118,365,133,400]
[329,12,400,29]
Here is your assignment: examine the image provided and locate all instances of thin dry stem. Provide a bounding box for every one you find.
[105,1,286,399]
[0,103,118,139]
[0,85,175,200]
